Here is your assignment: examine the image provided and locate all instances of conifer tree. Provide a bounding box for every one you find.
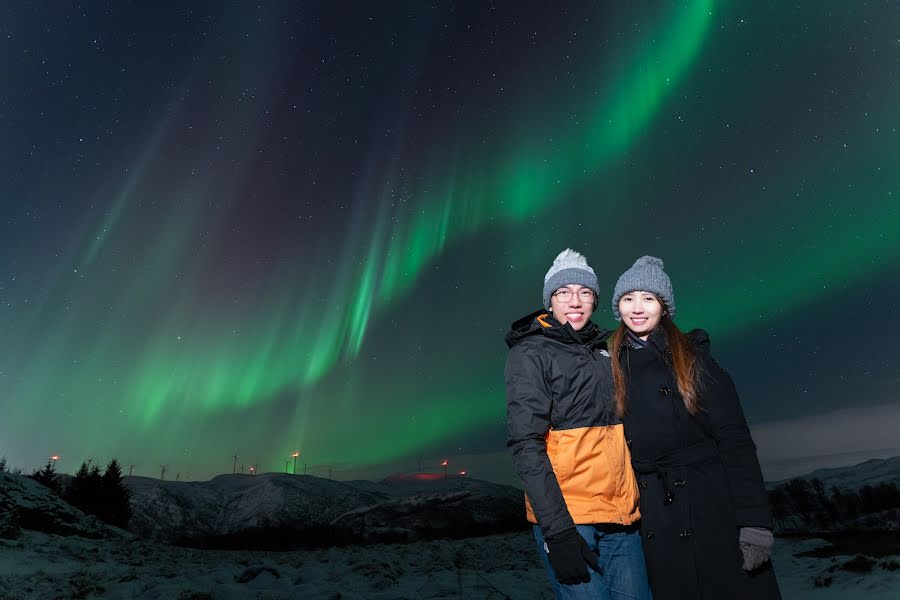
[66,461,99,516]
[87,463,103,516]
[30,459,60,494]
[66,461,87,509]
[64,459,133,528]
[0,456,7,473]
[101,459,132,528]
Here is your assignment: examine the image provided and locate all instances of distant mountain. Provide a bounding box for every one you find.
[338,474,524,543]
[126,472,526,549]
[767,456,900,491]
[127,472,385,548]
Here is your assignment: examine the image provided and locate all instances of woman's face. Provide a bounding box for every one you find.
[618,290,663,339]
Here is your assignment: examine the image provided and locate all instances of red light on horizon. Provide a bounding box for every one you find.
[441,459,448,466]
[459,471,466,475]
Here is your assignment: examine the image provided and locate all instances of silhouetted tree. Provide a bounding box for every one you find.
[0,456,7,473]
[66,461,101,516]
[829,485,848,522]
[768,486,790,530]
[66,461,87,507]
[809,478,834,527]
[859,482,900,514]
[30,459,62,495]
[784,479,816,516]
[860,485,878,514]
[839,488,862,521]
[100,459,132,528]
[770,477,900,532]
[882,483,900,509]
[88,463,103,513]
[65,459,132,528]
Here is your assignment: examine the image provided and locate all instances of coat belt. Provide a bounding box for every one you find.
[632,440,718,505]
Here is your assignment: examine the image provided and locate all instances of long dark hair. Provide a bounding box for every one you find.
[610,313,702,417]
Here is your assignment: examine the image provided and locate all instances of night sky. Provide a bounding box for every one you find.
[2,1,898,483]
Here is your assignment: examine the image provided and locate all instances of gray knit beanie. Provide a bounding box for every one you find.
[611,256,675,319]
[543,249,599,309]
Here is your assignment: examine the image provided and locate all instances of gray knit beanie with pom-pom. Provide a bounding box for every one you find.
[611,256,674,319]
[543,249,599,309]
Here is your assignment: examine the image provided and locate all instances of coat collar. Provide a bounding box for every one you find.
[645,326,671,355]
[617,325,712,359]
[617,326,670,359]
[505,309,609,349]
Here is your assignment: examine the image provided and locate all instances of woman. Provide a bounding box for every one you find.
[609,255,780,599]
[505,249,651,600]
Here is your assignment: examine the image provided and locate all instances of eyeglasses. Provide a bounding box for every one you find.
[552,289,595,303]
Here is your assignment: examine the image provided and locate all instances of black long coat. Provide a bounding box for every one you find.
[620,329,781,600]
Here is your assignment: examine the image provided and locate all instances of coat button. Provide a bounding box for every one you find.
[660,386,671,396]
[674,480,686,487]
[645,530,655,540]
[678,529,692,539]
[639,479,647,489]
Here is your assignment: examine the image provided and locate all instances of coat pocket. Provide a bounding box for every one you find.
[546,428,578,484]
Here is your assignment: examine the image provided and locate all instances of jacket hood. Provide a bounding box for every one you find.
[505,309,608,349]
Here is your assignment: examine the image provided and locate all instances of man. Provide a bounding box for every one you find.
[505,249,651,599]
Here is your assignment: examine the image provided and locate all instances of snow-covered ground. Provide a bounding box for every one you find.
[0,529,553,599]
[2,462,897,599]
[773,536,900,600]
[2,530,897,599]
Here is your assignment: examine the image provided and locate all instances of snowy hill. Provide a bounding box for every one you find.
[0,472,124,540]
[766,456,900,535]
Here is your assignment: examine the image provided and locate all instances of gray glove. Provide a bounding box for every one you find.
[739,527,774,571]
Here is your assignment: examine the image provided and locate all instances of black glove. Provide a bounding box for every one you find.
[544,528,601,585]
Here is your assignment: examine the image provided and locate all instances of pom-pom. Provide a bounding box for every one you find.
[553,248,588,267]
[634,255,664,269]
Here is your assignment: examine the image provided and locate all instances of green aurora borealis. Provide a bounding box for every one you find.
[1,1,898,480]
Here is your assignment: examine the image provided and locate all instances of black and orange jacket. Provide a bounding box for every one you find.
[505,309,640,539]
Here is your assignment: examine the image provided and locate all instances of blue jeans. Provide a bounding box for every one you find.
[533,524,652,600]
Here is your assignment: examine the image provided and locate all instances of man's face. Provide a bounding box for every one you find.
[549,284,595,331]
